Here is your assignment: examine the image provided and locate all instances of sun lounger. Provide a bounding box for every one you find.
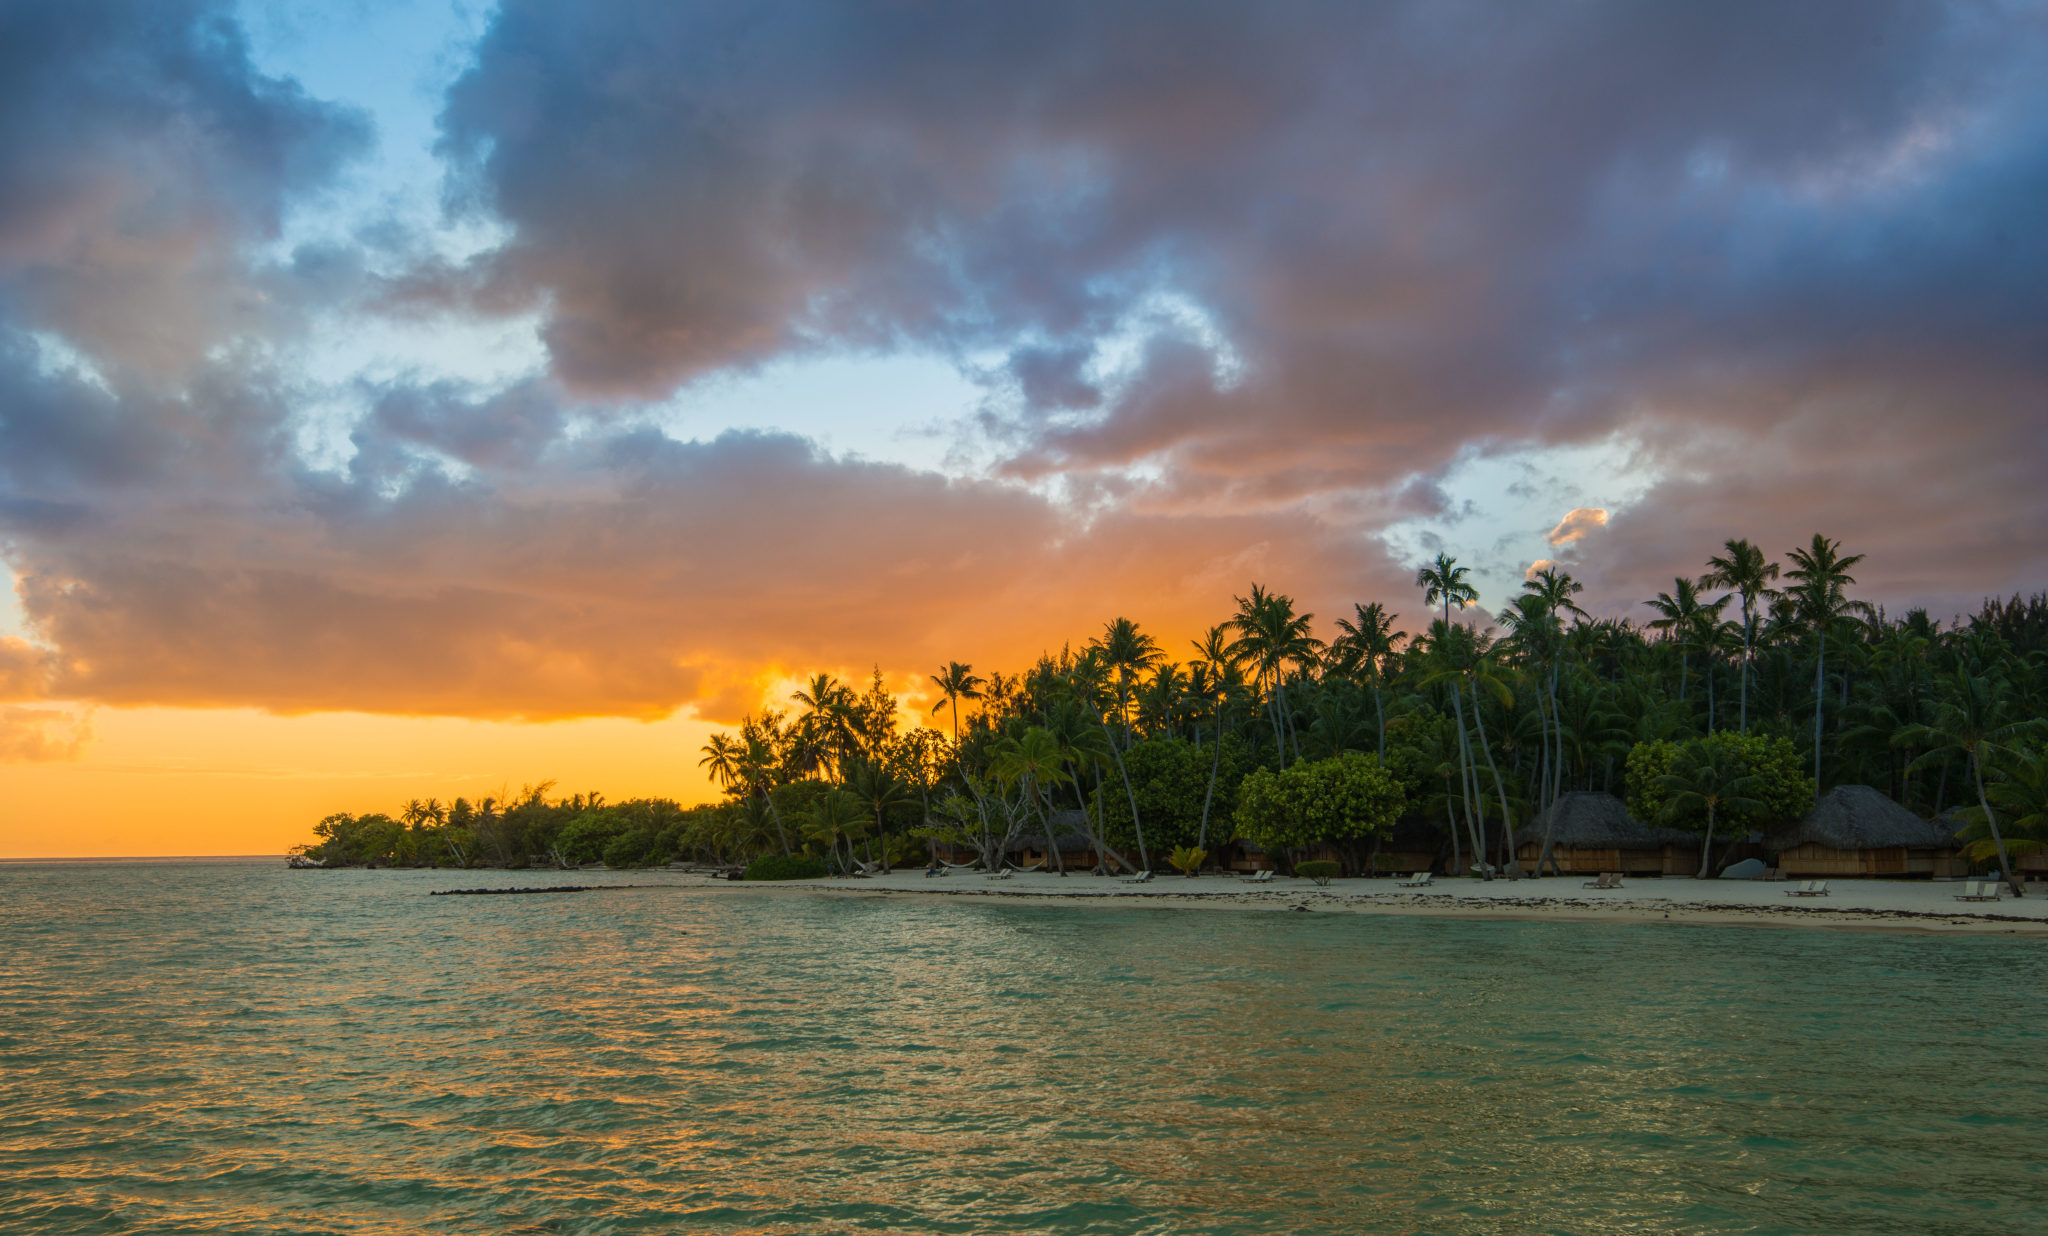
[1119,871,1154,884]
[1247,869,1274,883]
[1954,880,2001,902]
[984,869,1013,881]
[1582,872,1622,889]
[1395,872,1433,888]
[1787,880,1830,897]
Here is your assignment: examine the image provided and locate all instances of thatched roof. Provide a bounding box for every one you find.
[1513,791,1689,848]
[1765,785,1954,851]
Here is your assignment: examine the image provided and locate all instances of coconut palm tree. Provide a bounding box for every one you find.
[845,757,915,873]
[1701,539,1779,734]
[928,662,984,752]
[1655,742,1763,877]
[1644,577,1711,704]
[792,673,857,779]
[737,734,793,856]
[699,733,745,794]
[1417,552,1479,631]
[994,726,1073,875]
[1226,584,1322,768]
[1903,667,2041,896]
[1333,601,1406,758]
[1784,534,1872,787]
[1091,617,1163,748]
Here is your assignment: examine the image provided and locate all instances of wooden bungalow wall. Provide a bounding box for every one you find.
[1775,842,1967,878]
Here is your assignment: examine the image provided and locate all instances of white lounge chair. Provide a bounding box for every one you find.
[1787,880,1831,897]
[1119,871,1154,884]
[1395,872,1433,888]
[1247,869,1275,884]
[1583,872,1623,889]
[984,869,1014,881]
[1955,880,2001,902]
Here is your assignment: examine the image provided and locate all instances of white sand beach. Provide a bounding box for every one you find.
[703,868,2048,935]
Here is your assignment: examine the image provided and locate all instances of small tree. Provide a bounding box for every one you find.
[1232,752,1403,872]
[1654,742,1764,877]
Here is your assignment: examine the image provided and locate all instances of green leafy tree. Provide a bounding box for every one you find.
[1231,752,1404,871]
[1627,731,1813,835]
[1654,741,1764,877]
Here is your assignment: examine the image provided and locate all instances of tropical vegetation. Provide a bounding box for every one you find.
[297,538,2048,882]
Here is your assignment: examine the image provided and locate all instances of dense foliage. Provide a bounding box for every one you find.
[300,546,2048,881]
[743,854,830,881]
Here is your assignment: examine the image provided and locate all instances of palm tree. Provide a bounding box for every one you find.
[1701,539,1780,734]
[1784,534,1872,787]
[1417,552,1479,631]
[1903,667,2041,896]
[994,726,1072,875]
[738,734,792,856]
[1644,577,1709,703]
[1091,617,1164,748]
[699,733,745,794]
[845,758,915,873]
[792,673,857,778]
[928,662,984,752]
[1226,584,1322,767]
[1333,601,1406,758]
[805,788,869,874]
[1655,742,1763,878]
[1070,647,1150,873]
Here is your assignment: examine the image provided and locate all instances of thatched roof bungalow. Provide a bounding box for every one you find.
[1513,791,1697,875]
[1765,785,1966,878]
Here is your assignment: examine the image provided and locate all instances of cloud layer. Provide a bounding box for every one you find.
[2,1,2045,742]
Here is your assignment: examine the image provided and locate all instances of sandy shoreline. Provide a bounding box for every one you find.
[686,869,2048,935]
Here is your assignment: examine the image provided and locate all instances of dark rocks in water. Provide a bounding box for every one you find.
[430,885,641,896]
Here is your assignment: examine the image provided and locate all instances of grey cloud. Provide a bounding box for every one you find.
[0,0,369,375]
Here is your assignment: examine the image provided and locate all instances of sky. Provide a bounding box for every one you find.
[3,0,2046,856]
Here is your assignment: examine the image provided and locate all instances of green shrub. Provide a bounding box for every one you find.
[743,853,830,881]
[1296,859,1341,885]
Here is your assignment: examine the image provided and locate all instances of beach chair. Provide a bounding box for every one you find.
[1787,880,1831,897]
[1395,872,1433,888]
[1582,872,1622,889]
[1954,880,2001,902]
[1119,871,1154,884]
[984,869,1013,881]
[1247,869,1275,884]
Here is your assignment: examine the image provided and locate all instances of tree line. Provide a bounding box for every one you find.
[298,535,2048,885]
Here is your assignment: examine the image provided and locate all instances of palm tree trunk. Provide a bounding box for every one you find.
[1698,802,1716,879]
[1444,778,1461,876]
[1740,610,1752,733]
[763,790,793,856]
[1469,677,1517,874]
[1973,751,2021,896]
[1197,704,1224,852]
[1037,780,1066,876]
[1448,685,1485,874]
[1813,638,1826,788]
[1373,681,1386,761]
[1104,722,1150,872]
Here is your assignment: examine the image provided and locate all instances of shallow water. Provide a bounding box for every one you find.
[2,862,2044,1235]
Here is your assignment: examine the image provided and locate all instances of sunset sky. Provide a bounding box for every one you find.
[4,1,2045,856]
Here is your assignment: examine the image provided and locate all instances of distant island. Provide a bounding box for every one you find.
[297,538,2047,893]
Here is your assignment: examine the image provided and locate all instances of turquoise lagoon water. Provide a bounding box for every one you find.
[2,861,2044,1235]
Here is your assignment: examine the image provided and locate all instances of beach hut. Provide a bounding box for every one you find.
[1765,785,1966,878]
[1513,791,1693,876]
[1008,808,1119,872]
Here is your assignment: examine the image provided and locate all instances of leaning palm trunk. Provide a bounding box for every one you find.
[1197,706,1224,852]
[1103,722,1150,872]
[1036,779,1067,876]
[1973,753,2022,896]
[1469,677,1517,874]
[1443,777,1462,876]
[1697,802,1717,879]
[762,790,792,856]
[1448,686,1485,872]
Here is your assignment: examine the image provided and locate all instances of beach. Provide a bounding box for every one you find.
[709,868,2048,934]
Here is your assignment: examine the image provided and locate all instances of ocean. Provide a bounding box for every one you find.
[3,860,2043,1234]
